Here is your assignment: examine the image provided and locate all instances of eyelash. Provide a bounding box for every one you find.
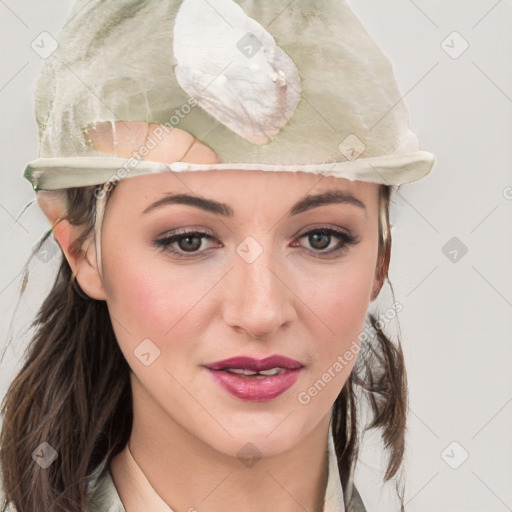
[152,226,359,259]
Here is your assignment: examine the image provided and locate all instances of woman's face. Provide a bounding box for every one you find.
[91,123,384,457]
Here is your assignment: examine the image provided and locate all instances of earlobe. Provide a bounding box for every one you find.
[52,219,108,301]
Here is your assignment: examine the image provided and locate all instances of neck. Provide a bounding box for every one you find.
[110,373,332,512]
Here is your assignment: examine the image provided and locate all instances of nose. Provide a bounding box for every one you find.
[222,245,297,341]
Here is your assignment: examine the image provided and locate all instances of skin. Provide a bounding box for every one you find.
[38,122,388,512]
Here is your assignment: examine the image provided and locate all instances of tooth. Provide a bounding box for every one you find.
[258,367,280,376]
[225,368,246,374]
[224,368,259,375]
[223,368,283,376]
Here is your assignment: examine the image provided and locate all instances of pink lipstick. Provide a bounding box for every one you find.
[204,355,304,401]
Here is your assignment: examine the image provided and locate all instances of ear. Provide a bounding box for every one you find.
[370,240,390,302]
[37,191,108,301]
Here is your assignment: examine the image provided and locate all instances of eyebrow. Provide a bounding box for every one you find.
[141,189,367,218]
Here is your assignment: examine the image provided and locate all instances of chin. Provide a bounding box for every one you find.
[194,413,317,459]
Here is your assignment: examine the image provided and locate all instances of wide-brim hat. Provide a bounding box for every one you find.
[24,0,435,192]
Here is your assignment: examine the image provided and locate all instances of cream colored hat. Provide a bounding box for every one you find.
[24,0,434,192]
[24,0,435,279]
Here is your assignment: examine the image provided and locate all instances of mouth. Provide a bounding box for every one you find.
[204,354,304,372]
[203,354,304,401]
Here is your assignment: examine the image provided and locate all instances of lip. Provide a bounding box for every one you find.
[205,367,302,401]
[204,355,304,372]
[203,355,304,402]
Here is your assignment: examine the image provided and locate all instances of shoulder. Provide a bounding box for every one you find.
[86,458,126,512]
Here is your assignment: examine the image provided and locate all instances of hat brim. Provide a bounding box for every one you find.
[24,151,435,191]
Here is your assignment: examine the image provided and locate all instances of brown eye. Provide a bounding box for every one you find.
[153,230,216,256]
[294,227,358,256]
[173,233,203,252]
[152,226,359,259]
[308,231,331,250]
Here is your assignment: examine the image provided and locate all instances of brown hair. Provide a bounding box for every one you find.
[333,184,408,508]
[0,183,407,511]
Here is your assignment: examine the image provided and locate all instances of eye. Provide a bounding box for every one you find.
[292,227,359,256]
[153,229,217,257]
[152,226,359,258]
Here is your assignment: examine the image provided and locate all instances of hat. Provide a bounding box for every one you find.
[24,0,435,192]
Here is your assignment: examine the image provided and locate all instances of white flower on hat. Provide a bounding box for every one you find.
[173,0,302,144]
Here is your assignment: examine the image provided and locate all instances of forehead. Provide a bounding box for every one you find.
[105,169,379,222]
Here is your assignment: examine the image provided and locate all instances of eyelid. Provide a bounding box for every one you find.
[295,223,353,239]
[153,224,359,258]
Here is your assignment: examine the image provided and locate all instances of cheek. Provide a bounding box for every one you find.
[105,260,166,332]
[322,251,376,320]
[332,264,375,329]
[298,266,374,407]
[305,245,378,357]
[102,244,215,358]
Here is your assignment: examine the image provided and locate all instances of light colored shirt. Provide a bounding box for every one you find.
[1,421,367,511]
[85,420,367,512]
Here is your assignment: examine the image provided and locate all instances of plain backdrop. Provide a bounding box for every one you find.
[1,1,511,511]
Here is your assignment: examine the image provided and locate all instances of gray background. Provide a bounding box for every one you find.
[1,1,511,511]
